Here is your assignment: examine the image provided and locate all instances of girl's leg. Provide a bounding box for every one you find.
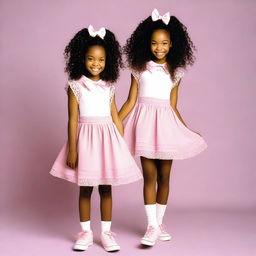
[98,185,112,232]
[156,159,173,205]
[140,157,159,245]
[140,156,158,204]
[98,185,120,251]
[156,160,173,241]
[98,185,112,221]
[79,186,94,221]
[73,186,94,251]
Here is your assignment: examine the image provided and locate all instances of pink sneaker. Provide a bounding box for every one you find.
[73,231,93,251]
[159,224,172,241]
[141,226,159,246]
[101,231,121,252]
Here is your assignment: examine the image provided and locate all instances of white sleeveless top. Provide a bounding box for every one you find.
[132,61,184,100]
[66,75,114,117]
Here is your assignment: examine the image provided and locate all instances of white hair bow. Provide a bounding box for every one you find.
[88,25,106,39]
[151,8,170,25]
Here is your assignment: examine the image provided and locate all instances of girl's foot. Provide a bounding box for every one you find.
[101,231,121,252]
[73,231,93,251]
[141,226,159,246]
[158,224,172,241]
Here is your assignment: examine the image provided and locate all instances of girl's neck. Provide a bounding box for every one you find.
[151,58,167,64]
[85,74,101,82]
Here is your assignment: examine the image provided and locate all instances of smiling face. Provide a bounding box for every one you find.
[85,45,106,80]
[150,29,172,63]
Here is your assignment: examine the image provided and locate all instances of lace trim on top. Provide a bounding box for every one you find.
[131,69,140,82]
[109,85,115,105]
[173,69,185,87]
[65,80,81,103]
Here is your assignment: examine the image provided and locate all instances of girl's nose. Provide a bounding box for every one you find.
[156,44,162,51]
[92,61,99,66]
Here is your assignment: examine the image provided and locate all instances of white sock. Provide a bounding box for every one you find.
[80,221,91,231]
[101,221,111,232]
[144,204,158,227]
[156,203,167,225]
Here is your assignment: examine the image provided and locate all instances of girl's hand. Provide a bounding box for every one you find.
[117,124,124,137]
[66,150,78,169]
[111,95,124,136]
[118,75,138,121]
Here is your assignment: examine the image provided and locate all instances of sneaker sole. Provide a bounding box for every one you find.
[159,236,172,241]
[73,242,93,251]
[104,245,121,252]
[140,239,155,246]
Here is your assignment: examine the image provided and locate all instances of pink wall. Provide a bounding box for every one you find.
[1,0,255,221]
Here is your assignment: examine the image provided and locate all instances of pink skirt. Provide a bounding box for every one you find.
[124,97,207,160]
[50,116,142,186]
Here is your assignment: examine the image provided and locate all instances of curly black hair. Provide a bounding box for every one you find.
[64,28,122,82]
[124,16,196,79]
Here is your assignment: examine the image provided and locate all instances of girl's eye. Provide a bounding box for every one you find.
[88,57,93,61]
[151,42,156,45]
[100,59,105,62]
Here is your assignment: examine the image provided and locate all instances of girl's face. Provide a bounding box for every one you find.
[150,29,171,63]
[85,45,106,80]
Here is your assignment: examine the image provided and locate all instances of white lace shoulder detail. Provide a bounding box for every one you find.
[131,69,141,82]
[109,84,115,105]
[65,80,81,103]
[173,69,185,87]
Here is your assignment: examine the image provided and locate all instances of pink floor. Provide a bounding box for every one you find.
[1,207,255,256]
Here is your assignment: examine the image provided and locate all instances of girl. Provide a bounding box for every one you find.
[119,9,207,246]
[50,25,142,252]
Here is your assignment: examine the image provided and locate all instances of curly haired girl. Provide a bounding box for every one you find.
[50,25,142,252]
[119,9,207,246]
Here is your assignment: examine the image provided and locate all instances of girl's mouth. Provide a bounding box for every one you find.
[91,67,101,72]
[155,52,165,57]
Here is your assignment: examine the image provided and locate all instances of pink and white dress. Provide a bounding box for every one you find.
[50,75,142,186]
[124,61,207,160]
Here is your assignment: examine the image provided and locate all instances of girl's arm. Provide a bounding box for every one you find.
[118,75,138,121]
[170,80,187,127]
[66,87,79,169]
[111,95,124,136]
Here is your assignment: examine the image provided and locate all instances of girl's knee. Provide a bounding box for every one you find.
[98,185,112,196]
[157,172,170,186]
[80,186,93,197]
[143,171,157,184]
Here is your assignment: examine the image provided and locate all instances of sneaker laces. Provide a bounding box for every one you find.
[144,226,156,237]
[159,224,168,234]
[104,231,116,241]
[77,231,90,239]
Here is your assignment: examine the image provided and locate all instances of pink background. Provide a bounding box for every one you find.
[1,0,255,255]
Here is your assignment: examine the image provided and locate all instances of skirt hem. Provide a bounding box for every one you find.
[50,169,142,186]
[134,141,208,160]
